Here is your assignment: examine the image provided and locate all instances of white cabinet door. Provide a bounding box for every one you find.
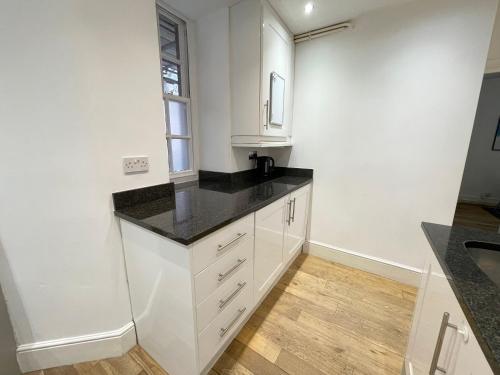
[408,256,467,374]
[284,185,310,264]
[261,2,292,138]
[254,196,286,302]
[450,321,494,375]
[406,250,492,375]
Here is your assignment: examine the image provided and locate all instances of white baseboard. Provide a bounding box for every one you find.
[458,194,499,206]
[305,240,422,287]
[17,321,137,373]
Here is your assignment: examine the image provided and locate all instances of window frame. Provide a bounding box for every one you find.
[156,4,196,180]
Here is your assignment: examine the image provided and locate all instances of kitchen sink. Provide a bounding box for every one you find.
[464,241,500,288]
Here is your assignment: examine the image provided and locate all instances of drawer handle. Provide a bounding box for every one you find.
[218,258,247,282]
[217,233,247,254]
[429,312,469,374]
[219,281,247,310]
[219,307,247,338]
[291,198,296,223]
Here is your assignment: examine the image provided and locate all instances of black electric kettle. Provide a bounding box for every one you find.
[256,156,275,178]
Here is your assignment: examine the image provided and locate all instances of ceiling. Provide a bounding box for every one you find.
[161,0,240,20]
[166,0,414,34]
[268,0,414,34]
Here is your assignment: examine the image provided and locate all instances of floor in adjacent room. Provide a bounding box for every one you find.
[27,254,417,375]
[453,202,500,232]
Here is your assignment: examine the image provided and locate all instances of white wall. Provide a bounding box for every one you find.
[281,0,498,270]
[486,7,500,73]
[196,7,233,173]
[459,74,500,204]
[196,7,273,173]
[0,0,169,357]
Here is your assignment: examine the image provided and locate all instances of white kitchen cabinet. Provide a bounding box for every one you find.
[230,0,294,147]
[254,196,287,302]
[451,322,494,375]
[284,184,310,264]
[119,183,312,375]
[120,214,255,375]
[405,248,493,375]
[254,183,311,303]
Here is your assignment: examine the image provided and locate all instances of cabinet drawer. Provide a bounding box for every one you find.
[194,237,253,304]
[198,283,253,370]
[192,214,254,275]
[196,261,253,333]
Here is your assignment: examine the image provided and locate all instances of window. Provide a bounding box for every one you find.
[157,6,194,176]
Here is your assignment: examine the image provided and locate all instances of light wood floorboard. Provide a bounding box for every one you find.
[453,202,500,232]
[25,254,417,375]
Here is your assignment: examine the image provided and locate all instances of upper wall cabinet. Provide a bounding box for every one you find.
[230,0,294,147]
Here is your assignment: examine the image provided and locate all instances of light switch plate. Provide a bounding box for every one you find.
[123,156,149,174]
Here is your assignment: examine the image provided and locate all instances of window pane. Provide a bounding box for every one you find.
[168,101,188,136]
[158,14,179,60]
[162,61,181,96]
[168,139,190,173]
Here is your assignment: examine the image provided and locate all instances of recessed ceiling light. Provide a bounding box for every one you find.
[304,2,314,15]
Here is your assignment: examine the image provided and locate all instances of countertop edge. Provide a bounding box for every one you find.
[421,222,500,375]
[115,178,312,246]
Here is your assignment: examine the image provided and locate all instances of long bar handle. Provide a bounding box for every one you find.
[429,312,468,374]
[291,198,296,222]
[264,100,269,129]
[218,258,247,282]
[219,281,247,310]
[219,307,247,338]
[286,200,292,225]
[217,232,247,254]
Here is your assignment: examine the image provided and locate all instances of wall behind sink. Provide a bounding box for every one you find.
[276,0,499,271]
[0,0,169,369]
[459,74,500,205]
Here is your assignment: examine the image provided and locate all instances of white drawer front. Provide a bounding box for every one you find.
[198,284,253,370]
[193,214,254,275]
[196,261,253,333]
[194,236,253,304]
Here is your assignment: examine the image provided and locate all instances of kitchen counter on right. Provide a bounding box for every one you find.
[422,222,500,373]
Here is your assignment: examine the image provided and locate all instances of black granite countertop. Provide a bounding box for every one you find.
[113,168,312,246]
[422,222,500,374]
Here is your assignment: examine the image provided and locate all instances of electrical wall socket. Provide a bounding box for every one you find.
[123,156,149,174]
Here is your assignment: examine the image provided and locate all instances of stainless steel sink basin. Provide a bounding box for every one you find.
[464,241,500,288]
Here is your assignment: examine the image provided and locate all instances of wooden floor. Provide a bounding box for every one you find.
[27,254,417,375]
[25,346,167,375]
[453,202,500,232]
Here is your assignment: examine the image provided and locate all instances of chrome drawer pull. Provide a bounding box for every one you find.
[218,258,247,282]
[219,307,247,338]
[291,198,296,222]
[429,312,468,374]
[219,282,247,310]
[286,200,292,225]
[217,232,247,253]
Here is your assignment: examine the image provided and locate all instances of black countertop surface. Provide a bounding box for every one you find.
[422,222,500,373]
[113,168,312,246]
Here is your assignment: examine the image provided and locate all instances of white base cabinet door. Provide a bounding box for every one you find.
[254,197,286,302]
[405,248,493,375]
[284,185,310,264]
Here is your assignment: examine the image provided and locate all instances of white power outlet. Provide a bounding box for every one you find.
[123,156,149,174]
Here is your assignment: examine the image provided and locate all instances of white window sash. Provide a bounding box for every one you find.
[156,5,195,178]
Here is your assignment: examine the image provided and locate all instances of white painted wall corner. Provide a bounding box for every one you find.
[17,322,136,373]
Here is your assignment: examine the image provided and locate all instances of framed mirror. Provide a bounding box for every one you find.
[269,72,285,126]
